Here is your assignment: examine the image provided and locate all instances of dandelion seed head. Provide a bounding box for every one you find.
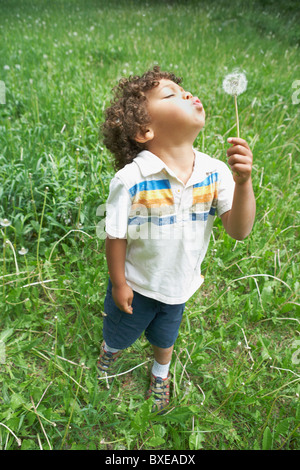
[222,70,247,96]
[18,247,28,255]
[0,218,11,227]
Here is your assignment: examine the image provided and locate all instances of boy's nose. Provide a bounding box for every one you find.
[183,90,193,100]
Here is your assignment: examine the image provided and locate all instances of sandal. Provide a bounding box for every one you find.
[147,373,171,414]
[97,343,121,387]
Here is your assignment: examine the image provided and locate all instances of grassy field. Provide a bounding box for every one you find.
[0,0,299,451]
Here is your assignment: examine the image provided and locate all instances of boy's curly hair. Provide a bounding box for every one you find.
[101,66,182,171]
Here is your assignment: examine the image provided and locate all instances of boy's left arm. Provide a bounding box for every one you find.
[221,137,256,240]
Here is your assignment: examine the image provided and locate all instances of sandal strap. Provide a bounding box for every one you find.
[148,374,171,412]
[97,349,119,372]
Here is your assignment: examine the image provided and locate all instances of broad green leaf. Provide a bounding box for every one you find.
[262,426,272,450]
[147,435,165,447]
[0,329,14,342]
[10,393,26,410]
[276,418,290,437]
[189,429,205,450]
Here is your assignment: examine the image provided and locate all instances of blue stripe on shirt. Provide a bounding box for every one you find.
[193,172,218,188]
[128,215,177,226]
[129,179,172,197]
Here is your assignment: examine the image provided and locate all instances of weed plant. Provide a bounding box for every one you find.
[0,0,299,450]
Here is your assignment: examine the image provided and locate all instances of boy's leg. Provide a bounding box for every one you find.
[145,301,185,413]
[152,344,173,365]
[97,341,123,387]
[152,344,173,378]
[104,341,121,354]
[147,344,174,414]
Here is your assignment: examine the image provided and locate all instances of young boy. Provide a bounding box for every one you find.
[98,66,255,413]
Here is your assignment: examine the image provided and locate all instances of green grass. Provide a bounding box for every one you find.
[0,0,299,450]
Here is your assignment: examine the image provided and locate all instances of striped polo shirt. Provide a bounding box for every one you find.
[105,149,235,304]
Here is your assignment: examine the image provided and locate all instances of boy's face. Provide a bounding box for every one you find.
[140,79,205,145]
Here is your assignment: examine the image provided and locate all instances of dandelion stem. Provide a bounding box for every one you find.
[36,187,54,302]
[48,229,93,264]
[30,396,52,450]
[28,173,38,222]
[52,316,58,380]
[36,187,48,272]
[97,359,151,380]
[2,226,7,299]
[0,422,22,447]
[270,365,300,379]
[230,273,292,291]
[234,94,240,138]
[196,384,206,405]
[5,239,19,274]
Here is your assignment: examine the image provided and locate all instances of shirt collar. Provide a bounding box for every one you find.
[187,150,218,186]
[133,150,168,177]
[133,149,217,185]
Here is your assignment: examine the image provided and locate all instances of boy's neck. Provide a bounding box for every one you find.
[147,142,195,185]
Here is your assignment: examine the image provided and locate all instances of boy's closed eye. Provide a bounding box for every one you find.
[163,94,175,99]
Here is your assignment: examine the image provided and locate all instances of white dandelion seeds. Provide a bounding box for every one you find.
[222,70,247,97]
[0,218,11,227]
[18,247,28,255]
[222,70,247,138]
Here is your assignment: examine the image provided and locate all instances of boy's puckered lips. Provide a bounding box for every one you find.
[192,97,203,109]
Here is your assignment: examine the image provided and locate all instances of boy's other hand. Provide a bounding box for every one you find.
[112,284,134,314]
[227,137,253,184]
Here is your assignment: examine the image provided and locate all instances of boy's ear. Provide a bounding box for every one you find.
[135,128,154,144]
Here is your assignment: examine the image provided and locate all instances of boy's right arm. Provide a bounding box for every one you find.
[105,237,133,314]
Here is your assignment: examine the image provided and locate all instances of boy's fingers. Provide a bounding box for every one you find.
[227,145,251,157]
[228,153,252,166]
[118,301,132,314]
[227,137,250,150]
[125,294,134,314]
[112,285,134,314]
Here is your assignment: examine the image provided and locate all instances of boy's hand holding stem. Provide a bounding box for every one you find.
[105,237,134,314]
[227,136,253,184]
[221,136,256,240]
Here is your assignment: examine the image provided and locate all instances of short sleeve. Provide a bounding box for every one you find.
[216,161,235,217]
[105,177,131,238]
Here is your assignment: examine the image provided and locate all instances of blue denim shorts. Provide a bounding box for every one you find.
[103,279,185,350]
